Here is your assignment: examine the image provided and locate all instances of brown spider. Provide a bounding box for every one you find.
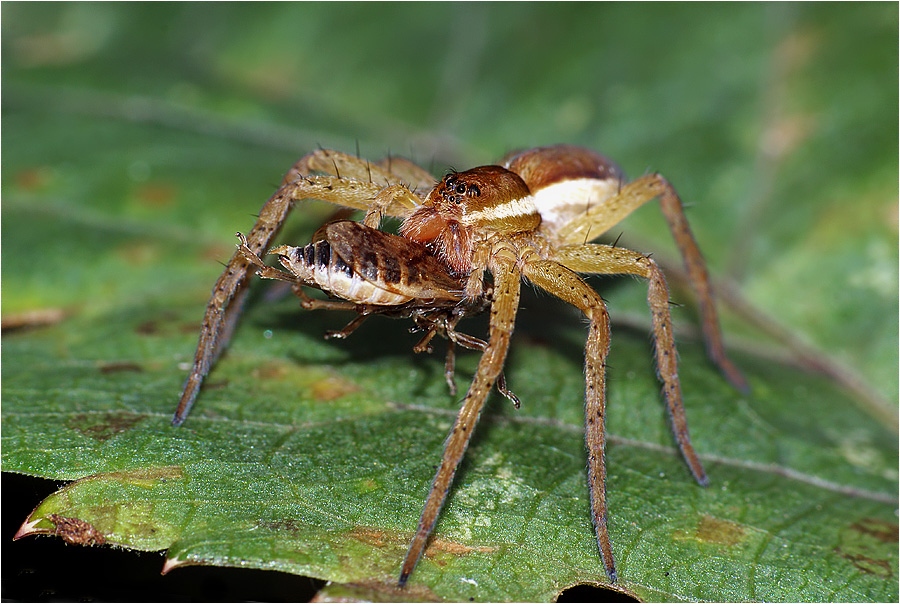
[172,144,747,586]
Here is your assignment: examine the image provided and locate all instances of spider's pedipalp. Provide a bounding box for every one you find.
[364,183,422,228]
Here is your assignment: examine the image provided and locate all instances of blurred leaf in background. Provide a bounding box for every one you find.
[2,3,896,602]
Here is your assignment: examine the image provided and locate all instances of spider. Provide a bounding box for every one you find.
[172,144,747,586]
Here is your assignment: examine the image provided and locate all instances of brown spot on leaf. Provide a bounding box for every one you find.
[136,320,160,335]
[696,515,747,546]
[205,379,229,391]
[133,312,182,336]
[309,376,359,401]
[675,514,748,548]
[835,517,898,578]
[347,526,498,561]
[15,166,55,191]
[257,518,303,536]
[116,240,161,266]
[836,549,893,578]
[81,465,183,486]
[250,364,359,402]
[850,518,899,544]
[254,364,289,381]
[425,537,498,558]
[98,361,143,374]
[67,411,146,441]
[47,514,106,546]
[347,526,400,549]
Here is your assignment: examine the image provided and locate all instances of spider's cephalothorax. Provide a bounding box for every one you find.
[401,166,540,274]
[173,145,747,588]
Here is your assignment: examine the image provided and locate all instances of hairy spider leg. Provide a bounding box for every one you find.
[298,150,426,229]
[364,184,423,229]
[173,153,421,426]
[295,148,418,188]
[519,250,616,582]
[375,155,440,193]
[555,174,749,394]
[399,246,521,587]
[554,243,709,487]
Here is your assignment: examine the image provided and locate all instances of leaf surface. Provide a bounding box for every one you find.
[3,3,896,602]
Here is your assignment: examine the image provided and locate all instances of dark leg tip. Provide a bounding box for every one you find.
[606,563,618,584]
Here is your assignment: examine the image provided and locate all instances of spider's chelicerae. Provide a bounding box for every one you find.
[172,144,747,586]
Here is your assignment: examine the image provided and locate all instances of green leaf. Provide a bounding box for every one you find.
[3,3,896,602]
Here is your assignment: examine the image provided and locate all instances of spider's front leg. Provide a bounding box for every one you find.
[399,249,522,586]
[556,172,748,394]
[172,153,406,426]
[519,251,618,582]
[298,149,429,229]
[554,243,709,485]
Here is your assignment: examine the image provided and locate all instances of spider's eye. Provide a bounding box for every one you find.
[455,183,466,195]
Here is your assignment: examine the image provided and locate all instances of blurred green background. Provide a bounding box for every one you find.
[2,3,897,602]
[4,2,896,402]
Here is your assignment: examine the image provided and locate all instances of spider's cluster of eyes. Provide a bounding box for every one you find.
[438,174,481,206]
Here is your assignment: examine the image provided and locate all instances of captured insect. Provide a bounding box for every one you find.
[172,145,748,586]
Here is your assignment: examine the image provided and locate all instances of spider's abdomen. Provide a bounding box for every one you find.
[503,145,625,233]
[270,221,464,306]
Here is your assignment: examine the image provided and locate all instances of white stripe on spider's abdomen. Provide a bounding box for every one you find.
[532,177,620,233]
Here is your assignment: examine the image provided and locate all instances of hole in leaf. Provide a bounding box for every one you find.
[557,582,638,603]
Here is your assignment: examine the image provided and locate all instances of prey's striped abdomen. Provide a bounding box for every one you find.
[272,238,412,306]
[269,221,464,307]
